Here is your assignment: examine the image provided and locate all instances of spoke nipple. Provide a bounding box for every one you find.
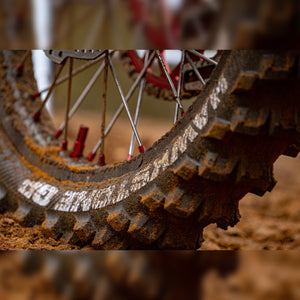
[138,145,146,154]
[87,152,96,162]
[61,141,68,151]
[55,129,63,139]
[33,111,41,122]
[99,154,105,166]
[31,92,41,100]
[16,64,24,77]
[70,125,89,158]
[127,154,133,161]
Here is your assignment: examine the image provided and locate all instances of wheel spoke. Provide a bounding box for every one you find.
[187,49,218,66]
[31,51,106,100]
[174,50,185,124]
[128,51,149,160]
[55,60,106,138]
[107,54,145,152]
[33,59,67,122]
[61,57,73,151]
[158,50,171,74]
[88,51,156,160]
[186,52,206,86]
[155,50,185,115]
[99,51,109,166]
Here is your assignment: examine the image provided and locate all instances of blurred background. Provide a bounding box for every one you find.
[0,0,299,49]
[0,251,299,300]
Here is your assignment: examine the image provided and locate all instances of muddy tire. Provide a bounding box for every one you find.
[0,50,299,249]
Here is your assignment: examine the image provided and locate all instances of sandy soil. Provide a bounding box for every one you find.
[201,154,300,250]
[0,111,299,250]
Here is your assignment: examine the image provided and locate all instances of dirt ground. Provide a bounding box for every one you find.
[0,111,299,250]
[201,153,300,250]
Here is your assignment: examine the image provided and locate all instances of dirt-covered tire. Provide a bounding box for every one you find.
[0,50,299,249]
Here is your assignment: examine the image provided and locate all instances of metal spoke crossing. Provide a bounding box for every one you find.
[25,50,219,164]
[186,52,206,86]
[88,51,156,160]
[55,61,106,138]
[33,60,67,122]
[127,51,149,160]
[187,49,218,66]
[31,51,106,100]
[155,50,185,115]
[174,50,186,124]
[107,53,145,152]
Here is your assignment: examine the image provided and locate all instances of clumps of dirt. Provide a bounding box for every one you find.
[24,136,65,165]
[0,213,78,250]
[24,136,95,174]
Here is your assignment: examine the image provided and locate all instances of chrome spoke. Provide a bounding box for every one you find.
[62,57,73,151]
[128,51,149,160]
[33,59,67,122]
[107,54,145,152]
[187,49,218,66]
[155,50,185,115]
[88,51,156,159]
[99,51,109,166]
[55,61,105,138]
[174,103,179,124]
[31,51,106,100]
[186,52,206,86]
[174,50,186,124]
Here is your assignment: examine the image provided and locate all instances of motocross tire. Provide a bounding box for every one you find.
[0,50,299,249]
